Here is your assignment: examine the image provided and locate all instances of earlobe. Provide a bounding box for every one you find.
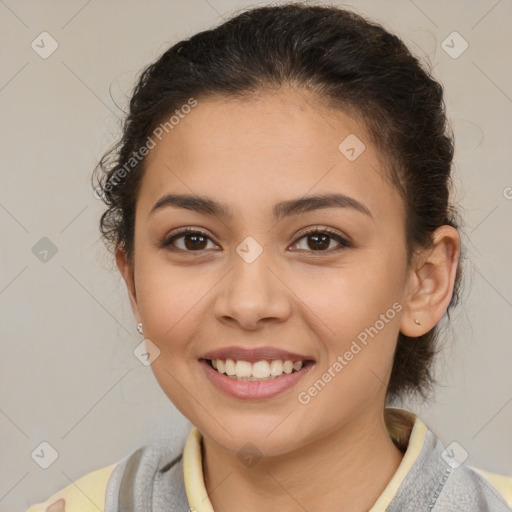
[400,226,460,337]
[115,246,141,323]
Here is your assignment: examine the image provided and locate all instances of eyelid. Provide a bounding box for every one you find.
[160,226,220,250]
[294,225,353,248]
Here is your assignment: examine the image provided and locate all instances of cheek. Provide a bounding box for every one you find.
[294,249,405,411]
[134,253,210,354]
[299,253,405,342]
[295,281,402,433]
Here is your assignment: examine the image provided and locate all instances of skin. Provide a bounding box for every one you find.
[116,87,460,512]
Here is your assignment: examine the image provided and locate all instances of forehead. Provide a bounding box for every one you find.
[146,89,368,161]
[138,89,402,223]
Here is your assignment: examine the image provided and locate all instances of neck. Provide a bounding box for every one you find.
[202,407,405,512]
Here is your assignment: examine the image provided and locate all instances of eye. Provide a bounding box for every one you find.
[160,227,220,252]
[291,227,352,253]
[160,226,352,254]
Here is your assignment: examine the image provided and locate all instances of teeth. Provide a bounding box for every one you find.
[225,358,236,376]
[234,360,252,378]
[252,361,271,379]
[210,358,306,380]
[270,360,283,376]
[293,361,303,371]
[283,360,293,374]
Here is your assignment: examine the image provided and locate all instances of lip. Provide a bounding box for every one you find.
[200,359,314,400]
[200,346,313,363]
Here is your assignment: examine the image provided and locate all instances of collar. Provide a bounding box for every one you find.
[183,407,425,512]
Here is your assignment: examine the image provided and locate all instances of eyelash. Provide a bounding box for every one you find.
[160,226,353,254]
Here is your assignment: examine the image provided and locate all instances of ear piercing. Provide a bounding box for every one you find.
[414,318,421,326]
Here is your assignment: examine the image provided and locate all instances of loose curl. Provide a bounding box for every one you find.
[92,2,463,404]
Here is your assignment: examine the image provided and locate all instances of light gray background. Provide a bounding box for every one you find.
[1,1,511,511]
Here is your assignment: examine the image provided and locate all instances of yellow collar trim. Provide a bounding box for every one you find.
[369,408,426,511]
[183,427,215,512]
[183,407,424,512]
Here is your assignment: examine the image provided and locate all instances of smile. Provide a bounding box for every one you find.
[207,358,305,381]
[199,347,315,399]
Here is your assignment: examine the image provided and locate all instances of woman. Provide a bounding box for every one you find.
[27,3,512,511]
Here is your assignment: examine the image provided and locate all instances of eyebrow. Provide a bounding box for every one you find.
[149,192,373,221]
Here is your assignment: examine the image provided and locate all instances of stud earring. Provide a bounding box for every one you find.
[414,318,421,326]
[137,322,143,335]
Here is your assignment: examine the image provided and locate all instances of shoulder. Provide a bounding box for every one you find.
[26,462,117,512]
[438,462,512,511]
[26,436,189,512]
[468,465,512,509]
[385,409,512,511]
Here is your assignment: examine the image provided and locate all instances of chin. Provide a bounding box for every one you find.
[197,414,312,458]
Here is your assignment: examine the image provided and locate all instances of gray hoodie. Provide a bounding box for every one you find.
[103,421,512,512]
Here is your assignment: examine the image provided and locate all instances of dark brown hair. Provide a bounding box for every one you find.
[92,2,463,404]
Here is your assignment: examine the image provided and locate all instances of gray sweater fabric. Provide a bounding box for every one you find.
[103,425,511,512]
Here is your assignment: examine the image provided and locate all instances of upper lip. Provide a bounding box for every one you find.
[200,346,314,363]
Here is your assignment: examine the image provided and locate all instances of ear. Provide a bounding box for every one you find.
[400,225,460,337]
[115,245,141,324]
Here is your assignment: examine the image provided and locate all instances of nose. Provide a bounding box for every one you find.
[212,247,292,331]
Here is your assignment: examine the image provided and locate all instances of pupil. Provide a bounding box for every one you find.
[309,234,329,251]
[185,235,207,250]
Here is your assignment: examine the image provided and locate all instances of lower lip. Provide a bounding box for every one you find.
[200,360,314,400]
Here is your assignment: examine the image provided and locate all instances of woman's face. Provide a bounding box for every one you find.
[120,88,413,456]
